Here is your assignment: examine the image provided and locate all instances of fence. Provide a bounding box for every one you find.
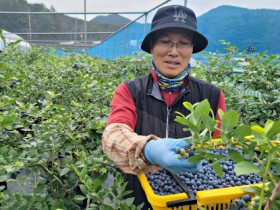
[0,0,187,57]
[1,0,280,58]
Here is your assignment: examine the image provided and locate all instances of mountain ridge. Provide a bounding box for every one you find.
[90,14,131,25]
[197,5,280,53]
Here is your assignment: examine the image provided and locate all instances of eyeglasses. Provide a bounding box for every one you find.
[156,40,194,51]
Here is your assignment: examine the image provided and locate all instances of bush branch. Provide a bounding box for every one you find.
[40,164,80,193]
[264,181,280,210]
[66,179,80,192]
[40,164,65,188]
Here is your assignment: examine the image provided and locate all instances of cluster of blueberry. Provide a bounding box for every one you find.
[177,145,194,159]
[231,194,253,209]
[146,169,183,195]
[146,148,263,196]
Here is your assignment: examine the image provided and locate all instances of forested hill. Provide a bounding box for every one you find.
[197,5,280,53]
[0,0,129,42]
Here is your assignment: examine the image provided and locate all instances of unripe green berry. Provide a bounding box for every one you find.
[183,152,189,158]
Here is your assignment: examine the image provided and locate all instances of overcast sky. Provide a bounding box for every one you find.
[25,0,280,20]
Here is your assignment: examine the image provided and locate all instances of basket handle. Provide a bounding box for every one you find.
[167,172,197,207]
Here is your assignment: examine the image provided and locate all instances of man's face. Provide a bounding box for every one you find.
[151,29,193,78]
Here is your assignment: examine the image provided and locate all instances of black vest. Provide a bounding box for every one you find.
[122,74,221,209]
[125,74,221,138]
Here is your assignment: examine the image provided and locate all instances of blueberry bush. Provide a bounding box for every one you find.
[175,99,280,210]
[0,29,279,209]
[0,30,150,209]
[192,41,280,126]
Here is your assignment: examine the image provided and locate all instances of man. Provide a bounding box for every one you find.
[102,5,226,208]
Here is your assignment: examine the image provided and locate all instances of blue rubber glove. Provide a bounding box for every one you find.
[144,138,202,173]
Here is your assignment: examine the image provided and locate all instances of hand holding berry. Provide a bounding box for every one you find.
[144,138,202,173]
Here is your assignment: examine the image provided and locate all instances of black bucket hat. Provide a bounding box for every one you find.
[141,5,208,54]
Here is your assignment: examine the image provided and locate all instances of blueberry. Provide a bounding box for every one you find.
[222,165,229,172]
[1,129,8,135]
[230,180,235,186]
[222,183,228,188]
[35,100,43,107]
[10,172,20,179]
[170,189,176,194]
[235,199,244,208]
[235,181,242,186]
[188,150,195,157]
[242,194,251,202]
[198,185,205,190]
[225,177,231,182]
[47,161,53,168]
[191,184,198,190]
[74,64,79,69]
[21,112,29,117]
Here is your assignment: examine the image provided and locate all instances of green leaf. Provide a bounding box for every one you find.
[20,144,32,148]
[212,162,223,178]
[233,125,252,140]
[79,184,88,195]
[73,195,86,201]
[4,165,15,173]
[218,109,225,120]
[60,168,70,177]
[0,175,9,182]
[80,165,87,180]
[100,167,107,173]
[183,101,193,112]
[174,116,200,134]
[92,179,102,191]
[208,154,227,162]
[34,203,43,209]
[47,91,55,99]
[201,113,217,131]
[0,113,16,130]
[9,40,22,47]
[187,154,205,163]
[174,111,185,118]
[272,161,280,174]
[221,110,239,133]
[264,119,274,130]
[241,186,263,194]
[228,150,244,163]
[251,123,265,136]
[34,184,45,194]
[15,101,24,107]
[100,204,115,210]
[221,132,231,143]
[235,161,261,176]
[86,178,92,187]
[192,99,211,124]
[195,99,211,114]
[266,120,280,140]
[123,197,134,206]
[174,116,189,126]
